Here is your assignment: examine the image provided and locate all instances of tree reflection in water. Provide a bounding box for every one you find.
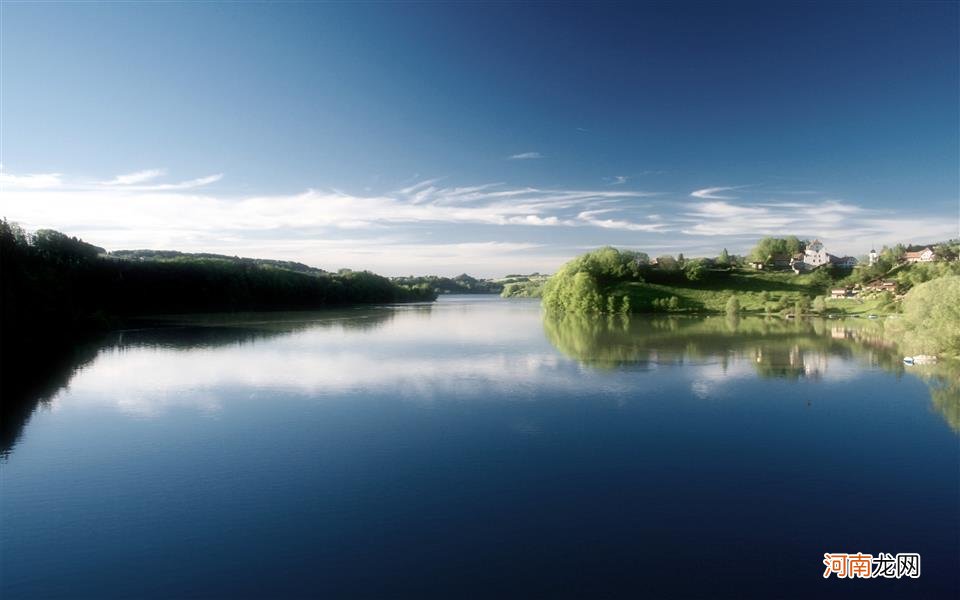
[0,308,406,457]
[543,313,960,433]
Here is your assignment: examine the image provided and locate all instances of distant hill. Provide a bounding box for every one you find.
[109,249,328,275]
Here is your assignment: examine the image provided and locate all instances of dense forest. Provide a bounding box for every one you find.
[109,249,330,275]
[391,273,503,294]
[0,221,436,341]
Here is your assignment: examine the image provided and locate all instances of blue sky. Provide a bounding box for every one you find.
[1,1,957,276]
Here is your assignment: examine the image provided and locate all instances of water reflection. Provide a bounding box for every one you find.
[4,302,957,462]
[3,299,957,599]
[543,313,959,433]
[3,300,569,455]
[1,308,410,455]
[1,333,105,455]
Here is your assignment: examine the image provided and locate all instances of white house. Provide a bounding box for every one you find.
[904,247,936,263]
[800,239,856,270]
[803,239,830,267]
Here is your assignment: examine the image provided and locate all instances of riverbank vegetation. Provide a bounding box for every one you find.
[541,246,832,315]
[0,221,436,342]
[543,243,960,316]
[391,273,503,295]
[885,276,960,358]
[499,273,548,298]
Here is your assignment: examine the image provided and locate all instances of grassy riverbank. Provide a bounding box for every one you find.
[609,270,829,314]
[542,246,957,318]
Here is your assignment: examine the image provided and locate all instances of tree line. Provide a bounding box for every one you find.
[0,221,436,343]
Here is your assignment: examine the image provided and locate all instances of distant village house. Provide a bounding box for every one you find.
[803,240,830,267]
[903,246,936,263]
[864,279,897,292]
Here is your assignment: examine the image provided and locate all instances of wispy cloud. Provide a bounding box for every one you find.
[101,169,166,186]
[2,167,953,274]
[610,176,628,185]
[136,174,223,191]
[0,169,664,274]
[690,186,744,200]
[577,209,667,232]
[2,167,221,192]
[0,168,63,189]
[678,199,957,255]
[508,152,543,160]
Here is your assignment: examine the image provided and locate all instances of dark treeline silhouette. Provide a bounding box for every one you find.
[0,221,435,437]
[0,221,435,332]
[109,249,330,275]
[0,230,435,457]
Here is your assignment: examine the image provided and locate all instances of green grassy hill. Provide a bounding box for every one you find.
[611,270,829,313]
[539,246,938,316]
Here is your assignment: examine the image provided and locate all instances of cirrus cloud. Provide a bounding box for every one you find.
[690,186,745,200]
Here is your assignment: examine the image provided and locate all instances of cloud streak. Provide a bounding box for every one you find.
[1,167,953,275]
[101,169,166,185]
[0,168,62,189]
[690,186,744,200]
[509,152,543,160]
[2,167,222,192]
[678,199,957,255]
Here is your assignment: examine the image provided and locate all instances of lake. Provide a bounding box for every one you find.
[1,296,958,598]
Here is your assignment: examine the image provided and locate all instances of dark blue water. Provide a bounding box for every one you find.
[2,297,958,598]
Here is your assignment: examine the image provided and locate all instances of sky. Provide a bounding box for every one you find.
[1,1,958,276]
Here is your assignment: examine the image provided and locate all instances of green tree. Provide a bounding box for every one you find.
[684,259,706,282]
[812,296,827,314]
[656,255,679,272]
[749,236,803,262]
[717,248,730,266]
[784,236,803,256]
[726,295,740,316]
[889,276,960,356]
[542,247,644,313]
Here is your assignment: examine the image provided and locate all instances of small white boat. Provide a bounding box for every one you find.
[904,355,938,365]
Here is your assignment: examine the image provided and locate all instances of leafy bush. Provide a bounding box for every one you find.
[888,275,960,357]
[812,296,826,313]
[542,247,644,313]
[726,295,740,316]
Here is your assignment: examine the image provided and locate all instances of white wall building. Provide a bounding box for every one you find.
[803,239,830,267]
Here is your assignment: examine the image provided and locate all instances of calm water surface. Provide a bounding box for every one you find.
[2,296,958,598]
